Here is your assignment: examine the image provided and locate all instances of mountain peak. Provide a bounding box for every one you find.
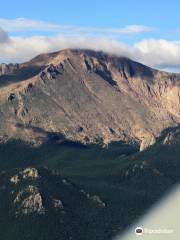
[0,49,180,150]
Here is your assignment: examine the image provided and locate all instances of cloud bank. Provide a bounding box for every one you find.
[0,19,180,72]
[1,32,180,71]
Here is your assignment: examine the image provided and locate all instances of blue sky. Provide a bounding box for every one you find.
[1,1,179,31]
[1,0,180,71]
[1,0,180,41]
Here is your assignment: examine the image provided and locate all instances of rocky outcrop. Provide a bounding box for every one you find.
[10,168,39,184]
[0,49,180,150]
[162,127,180,145]
[22,168,39,179]
[0,63,20,76]
[52,198,64,209]
[1,166,109,225]
[11,168,44,215]
[22,191,44,215]
[79,189,106,207]
[14,185,45,215]
[10,168,66,216]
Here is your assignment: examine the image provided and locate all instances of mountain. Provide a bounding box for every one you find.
[0,49,180,150]
[0,50,180,239]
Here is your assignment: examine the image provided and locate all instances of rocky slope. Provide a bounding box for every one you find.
[0,49,180,150]
[7,167,105,216]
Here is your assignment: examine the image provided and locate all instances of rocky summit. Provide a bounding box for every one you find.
[0,49,180,150]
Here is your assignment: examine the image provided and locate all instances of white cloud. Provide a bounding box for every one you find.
[0,18,154,37]
[134,39,180,68]
[0,27,9,43]
[0,22,180,72]
[0,18,68,32]
[0,35,130,63]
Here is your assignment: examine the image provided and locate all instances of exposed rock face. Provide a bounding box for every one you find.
[10,168,44,215]
[0,63,20,76]
[10,168,66,215]
[10,167,39,184]
[162,127,180,145]
[52,198,64,209]
[79,189,106,207]
[8,167,107,217]
[22,192,44,215]
[10,174,20,184]
[14,185,45,215]
[22,168,39,179]
[0,49,180,150]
